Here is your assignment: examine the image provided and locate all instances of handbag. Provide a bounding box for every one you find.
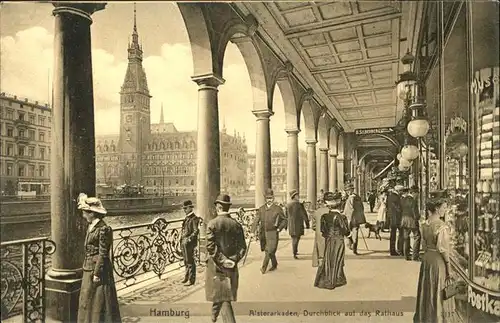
[442,278,465,300]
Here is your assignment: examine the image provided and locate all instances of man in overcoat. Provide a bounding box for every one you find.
[311,192,330,267]
[400,186,421,260]
[387,184,404,256]
[180,200,201,286]
[343,183,366,255]
[205,194,247,323]
[251,188,287,274]
[285,189,310,259]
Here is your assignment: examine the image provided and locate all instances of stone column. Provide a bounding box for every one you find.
[329,154,338,191]
[306,140,317,209]
[286,129,299,194]
[337,158,345,190]
[191,73,224,242]
[253,110,273,207]
[46,4,105,322]
[319,148,329,193]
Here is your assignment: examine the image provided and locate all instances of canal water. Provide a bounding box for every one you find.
[0,207,248,242]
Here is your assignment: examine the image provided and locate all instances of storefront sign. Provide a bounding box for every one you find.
[354,127,394,135]
[470,70,499,94]
[468,285,500,317]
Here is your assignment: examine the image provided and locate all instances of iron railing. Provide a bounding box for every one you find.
[0,237,55,323]
[111,207,258,290]
[0,207,259,321]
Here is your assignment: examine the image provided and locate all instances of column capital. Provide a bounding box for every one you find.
[285,128,300,136]
[252,109,274,120]
[329,153,338,158]
[305,139,317,146]
[319,148,329,153]
[191,73,225,89]
[53,3,106,22]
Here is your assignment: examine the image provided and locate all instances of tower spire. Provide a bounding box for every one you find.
[133,3,137,35]
[160,103,164,124]
[130,2,139,49]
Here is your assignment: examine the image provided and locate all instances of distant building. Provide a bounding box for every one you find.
[95,12,247,196]
[247,150,307,200]
[0,93,51,196]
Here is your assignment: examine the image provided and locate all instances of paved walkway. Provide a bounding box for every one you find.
[119,209,421,323]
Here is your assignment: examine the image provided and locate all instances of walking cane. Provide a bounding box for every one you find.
[360,226,369,251]
[242,235,252,265]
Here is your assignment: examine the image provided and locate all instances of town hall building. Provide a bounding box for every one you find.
[95,10,248,196]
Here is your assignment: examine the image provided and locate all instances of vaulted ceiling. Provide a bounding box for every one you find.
[236,1,420,136]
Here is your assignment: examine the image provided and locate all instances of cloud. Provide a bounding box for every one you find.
[0,26,291,153]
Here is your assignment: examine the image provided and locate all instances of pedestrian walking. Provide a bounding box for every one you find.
[343,183,366,255]
[285,189,310,259]
[314,192,350,290]
[251,189,287,273]
[77,193,122,323]
[312,195,329,268]
[205,194,247,323]
[180,200,201,286]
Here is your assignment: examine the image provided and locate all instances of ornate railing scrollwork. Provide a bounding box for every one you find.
[1,237,56,322]
[112,217,186,287]
[112,208,257,290]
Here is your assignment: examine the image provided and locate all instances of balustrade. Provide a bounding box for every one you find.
[0,237,56,323]
[0,208,258,321]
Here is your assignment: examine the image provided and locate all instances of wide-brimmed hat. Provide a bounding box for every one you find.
[289,189,299,199]
[182,200,194,209]
[265,189,274,198]
[77,193,107,215]
[394,185,405,191]
[214,194,232,205]
[324,191,342,205]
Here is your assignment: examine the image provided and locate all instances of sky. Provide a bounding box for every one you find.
[0,2,307,153]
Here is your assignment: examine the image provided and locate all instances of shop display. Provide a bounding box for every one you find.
[473,67,500,292]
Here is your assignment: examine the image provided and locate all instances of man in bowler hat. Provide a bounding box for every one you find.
[285,189,310,259]
[205,194,247,323]
[251,189,287,273]
[180,200,201,286]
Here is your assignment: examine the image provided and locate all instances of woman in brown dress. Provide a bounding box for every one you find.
[77,193,122,323]
[314,192,351,290]
[414,198,455,323]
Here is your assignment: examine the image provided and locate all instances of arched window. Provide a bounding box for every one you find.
[160,142,165,150]
[175,142,180,149]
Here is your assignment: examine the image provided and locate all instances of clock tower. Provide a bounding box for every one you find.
[119,5,151,185]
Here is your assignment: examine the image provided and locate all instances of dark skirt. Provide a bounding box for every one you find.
[413,250,455,323]
[314,236,347,290]
[77,265,122,323]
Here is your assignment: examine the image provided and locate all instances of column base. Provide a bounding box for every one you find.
[45,275,82,322]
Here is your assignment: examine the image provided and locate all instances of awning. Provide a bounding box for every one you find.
[372,160,395,180]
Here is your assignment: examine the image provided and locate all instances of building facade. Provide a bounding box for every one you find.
[412,2,499,322]
[0,93,52,196]
[95,13,247,196]
[247,150,307,201]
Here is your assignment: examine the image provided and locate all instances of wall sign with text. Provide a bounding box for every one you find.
[354,127,394,135]
[468,285,500,317]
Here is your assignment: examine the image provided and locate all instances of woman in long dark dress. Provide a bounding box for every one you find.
[414,198,455,323]
[77,193,122,323]
[314,191,350,290]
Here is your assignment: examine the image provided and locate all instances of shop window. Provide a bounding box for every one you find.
[442,7,469,271]
[470,4,500,293]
